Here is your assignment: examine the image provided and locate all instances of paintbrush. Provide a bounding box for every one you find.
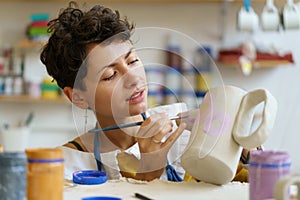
[89,115,185,133]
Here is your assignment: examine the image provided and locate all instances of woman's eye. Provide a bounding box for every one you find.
[128,59,139,65]
[103,71,117,81]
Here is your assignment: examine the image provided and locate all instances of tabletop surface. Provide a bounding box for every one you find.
[64,178,249,200]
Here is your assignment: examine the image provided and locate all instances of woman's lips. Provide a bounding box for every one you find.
[128,90,145,104]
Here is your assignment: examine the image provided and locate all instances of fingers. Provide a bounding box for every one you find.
[161,122,186,148]
[150,119,173,141]
[136,113,186,156]
[137,113,172,139]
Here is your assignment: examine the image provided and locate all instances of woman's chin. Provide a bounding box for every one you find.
[129,102,147,116]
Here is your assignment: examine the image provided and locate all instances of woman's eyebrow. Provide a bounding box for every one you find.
[106,48,134,68]
[97,48,134,74]
[124,48,134,59]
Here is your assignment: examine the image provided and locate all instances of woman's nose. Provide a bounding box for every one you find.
[124,69,140,89]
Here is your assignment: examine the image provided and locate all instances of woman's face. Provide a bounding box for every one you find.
[82,40,148,120]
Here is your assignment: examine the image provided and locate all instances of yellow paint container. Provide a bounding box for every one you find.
[41,78,60,99]
[26,148,64,200]
[196,72,211,92]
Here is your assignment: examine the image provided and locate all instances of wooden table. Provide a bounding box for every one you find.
[64,178,249,200]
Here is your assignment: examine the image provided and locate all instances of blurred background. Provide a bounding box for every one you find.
[0,0,300,172]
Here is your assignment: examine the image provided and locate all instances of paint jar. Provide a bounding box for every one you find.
[194,47,212,69]
[181,68,196,91]
[180,90,198,110]
[145,65,164,92]
[194,47,212,94]
[148,90,163,108]
[167,45,182,68]
[41,77,60,99]
[26,148,64,200]
[249,150,291,200]
[164,89,180,105]
[0,152,27,200]
[164,67,181,92]
[28,80,41,98]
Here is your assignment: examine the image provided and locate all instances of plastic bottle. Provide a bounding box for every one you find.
[4,76,13,95]
[13,76,24,95]
[0,77,4,94]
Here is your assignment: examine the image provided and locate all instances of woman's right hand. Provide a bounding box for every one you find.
[135,113,186,175]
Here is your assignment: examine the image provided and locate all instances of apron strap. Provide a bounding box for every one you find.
[166,162,183,182]
[94,131,102,171]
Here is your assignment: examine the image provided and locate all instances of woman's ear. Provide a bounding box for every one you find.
[63,87,89,109]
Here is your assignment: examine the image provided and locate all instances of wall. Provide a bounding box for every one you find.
[1,1,300,172]
[217,2,300,173]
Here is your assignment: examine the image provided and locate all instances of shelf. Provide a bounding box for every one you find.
[17,40,46,50]
[218,60,293,68]
[0,95,70,104]
[0,73,22,78]
[217,48,294,68]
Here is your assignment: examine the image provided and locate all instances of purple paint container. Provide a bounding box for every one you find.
[249,150,291,200]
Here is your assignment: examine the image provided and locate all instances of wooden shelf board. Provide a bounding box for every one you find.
[218,60,293,68]
[0,95,70,104]
[17,40,46,49]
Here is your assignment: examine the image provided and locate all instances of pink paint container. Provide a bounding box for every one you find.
[249,150,291,200]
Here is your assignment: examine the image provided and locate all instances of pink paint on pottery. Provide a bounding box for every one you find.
[249,150,291,200]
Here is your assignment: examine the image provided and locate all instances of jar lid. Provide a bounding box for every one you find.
[26,148,63,160]
[82,197,121,200]
[73,170,107,185]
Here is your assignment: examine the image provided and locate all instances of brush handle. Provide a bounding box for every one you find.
[89,115,181,133]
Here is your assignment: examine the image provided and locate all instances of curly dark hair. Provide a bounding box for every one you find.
[40,1,135,90]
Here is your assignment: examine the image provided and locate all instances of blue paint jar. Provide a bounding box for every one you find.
[0,152,27,200]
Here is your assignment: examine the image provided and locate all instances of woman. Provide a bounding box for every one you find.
[41,1,249,182]
[41,1,189,181]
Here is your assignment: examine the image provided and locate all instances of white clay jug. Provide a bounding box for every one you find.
[181,85,278,185]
